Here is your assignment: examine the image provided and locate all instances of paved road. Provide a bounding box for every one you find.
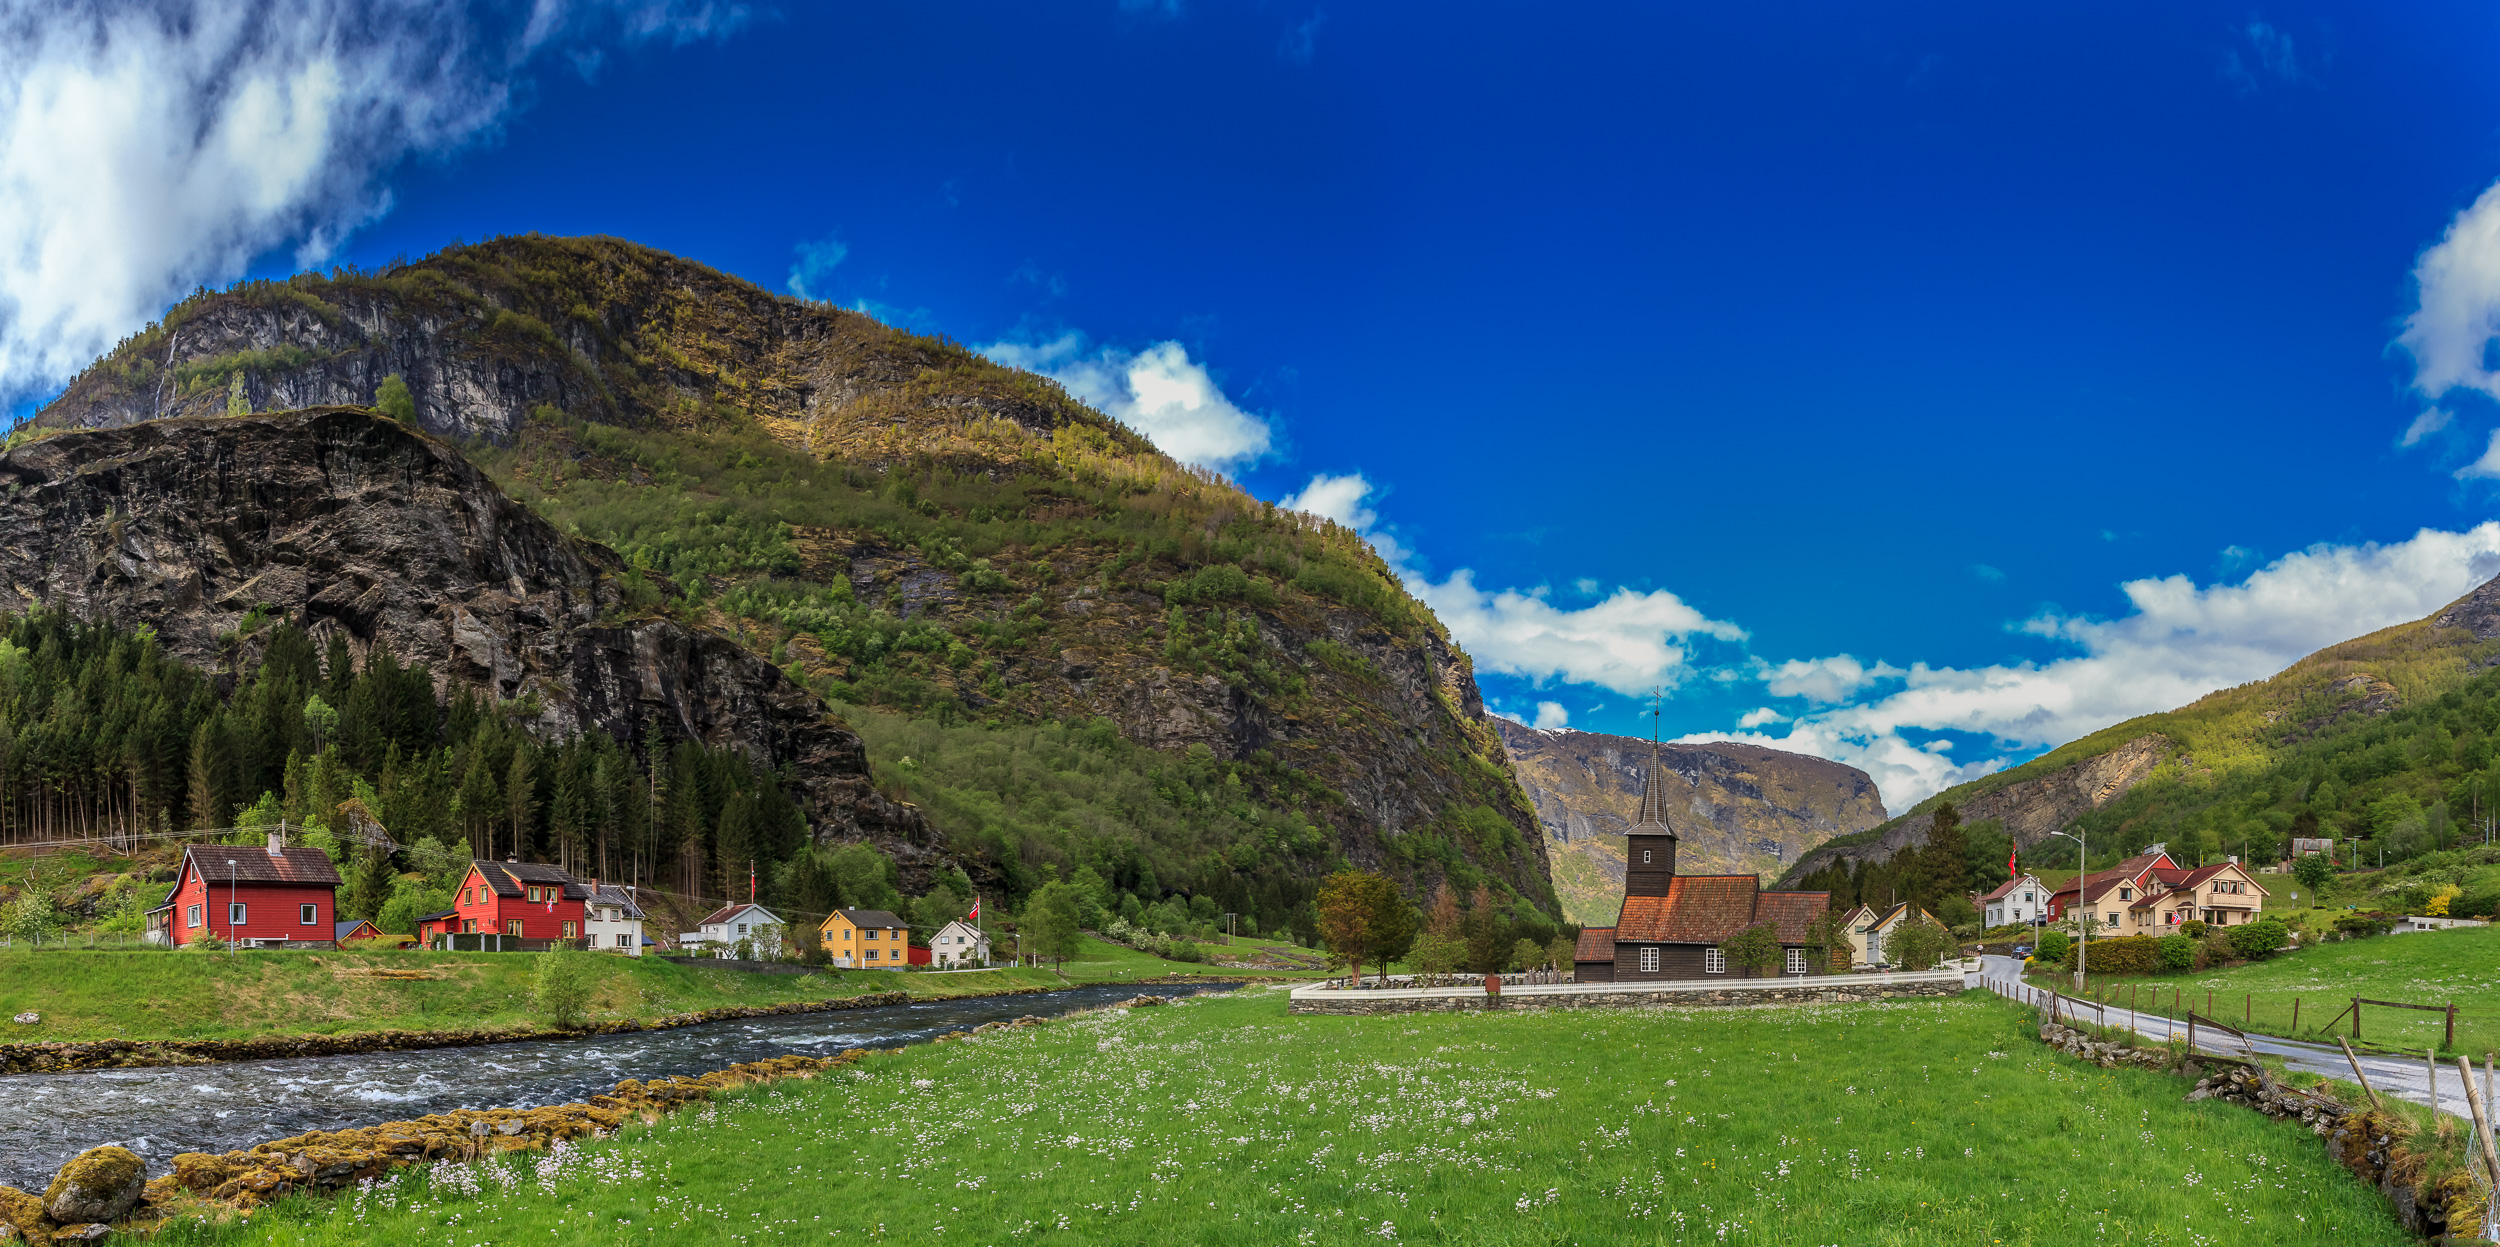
[1974,955,2490,1120]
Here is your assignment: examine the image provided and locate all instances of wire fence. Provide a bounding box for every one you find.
[2020,974,2494,1057]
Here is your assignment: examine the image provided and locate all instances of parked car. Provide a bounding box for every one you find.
[2012,944,2032,958]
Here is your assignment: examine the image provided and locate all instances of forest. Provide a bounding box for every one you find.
[1797,657,2500,927]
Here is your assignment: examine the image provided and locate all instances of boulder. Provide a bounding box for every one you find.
[42,1145,144,1225]
[0,1187,42,1241]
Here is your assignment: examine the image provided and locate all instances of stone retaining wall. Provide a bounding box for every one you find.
[1288,978,1964,1015]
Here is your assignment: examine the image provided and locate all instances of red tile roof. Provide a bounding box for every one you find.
[1573,927,1617,962]
[1617,876,1760,944]
[2053,853,2175,900]
[1752,892,1831,945]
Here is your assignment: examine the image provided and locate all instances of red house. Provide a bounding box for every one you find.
[906,944,932,966]
[445,859,588,943]
[147,833,342,949]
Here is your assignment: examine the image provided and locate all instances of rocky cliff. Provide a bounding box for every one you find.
[1489,717,1888,925]
[32,236,1551,913]
[0,407,928,860]
[1774,735,2167,889]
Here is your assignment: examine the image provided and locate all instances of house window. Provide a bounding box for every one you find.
[186,904,201,929]
[617,934,631,948]
[1785,948,1805,974]
[2023,892,2034,903]
[525,886,538,902]
[229,903,247,925]
[2104,913,2118,928]
[2119,887,2132,900]
[562,921,579,938]
[300,904,317,925]
[738,923,749,935]
[844,929,852,940]
[1639,947,1660,973]
[868,949,881,961]
[1704,948,1725,974]
[505,920,524,936]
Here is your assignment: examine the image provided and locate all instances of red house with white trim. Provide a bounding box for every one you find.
[147,833,342,949]
[445,859,588,942]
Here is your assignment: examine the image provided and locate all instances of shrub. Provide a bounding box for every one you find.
[1884,915,1953,971]
[2072,934,2162,974]
[531,943,596,1029]
[2333,911,2393,939]
[2179,920,2210,939]
[2156,933,2196,971]
[375,373,416,422]
[2033,929,2071,964]
[2225,918,2289,959]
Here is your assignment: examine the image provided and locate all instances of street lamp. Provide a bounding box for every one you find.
[2046,830,2086,991]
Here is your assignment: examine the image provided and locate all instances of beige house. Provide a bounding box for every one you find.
[1835,901,1941,968]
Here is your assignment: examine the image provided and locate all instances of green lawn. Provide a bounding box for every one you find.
[0,947,1073,1043]
[1050,933,1328,984]
[171,989,2405,1246]
[2027,924,2500,1056]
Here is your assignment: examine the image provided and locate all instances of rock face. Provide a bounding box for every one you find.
[41,1146,143,1226]
[1489,718,1887,925]
[1776,735,2168,889]
[0,408,924,853]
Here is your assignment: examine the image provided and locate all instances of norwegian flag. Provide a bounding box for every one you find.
[968,896,980,921]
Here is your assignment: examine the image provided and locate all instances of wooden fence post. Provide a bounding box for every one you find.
[2292,998,2300,1032]
[2353,997,2361,1041]
[2457,1054,2500,1193]
[2338,1037,2383,1110]
[2245,993,2251,1027]
[2447,1004,2457,1052]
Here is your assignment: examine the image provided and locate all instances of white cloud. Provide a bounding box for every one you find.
[1736,707,1787,729]
[1765,655,1903,704]
[0,0,739,402]
[2402,407,2453,448]
[2456,431,2500,481]
[1702,524,2500,810]
[786,235,848,300]
[1279,469,1744,695]
[1533,701,1569,730]
[982,333,1272,472]
[2399,179,2500,406]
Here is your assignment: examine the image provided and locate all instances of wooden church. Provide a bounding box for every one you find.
[1572,742,1834,981]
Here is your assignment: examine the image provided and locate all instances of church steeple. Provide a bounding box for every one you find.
[1625,695,1678,894]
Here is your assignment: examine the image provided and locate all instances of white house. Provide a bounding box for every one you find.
[680,902,785,959]
[2394,914,2489,933]
[584,882,647,956]
[929,919,990,967]
[1979,874,2049,929]
[1835,901,1941,968]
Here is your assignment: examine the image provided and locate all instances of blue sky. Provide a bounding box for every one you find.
[9,1,2500,810]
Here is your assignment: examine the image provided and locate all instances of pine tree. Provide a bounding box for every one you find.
[456,745,502,860]
[1917,802,1968,910]
[715,789,755,900]
[506,747,540,862]
[186,718,230,831]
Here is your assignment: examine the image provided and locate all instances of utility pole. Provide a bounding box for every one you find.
[226,858,238,958]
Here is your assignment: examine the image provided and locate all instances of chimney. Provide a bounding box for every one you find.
[266,831,284,855]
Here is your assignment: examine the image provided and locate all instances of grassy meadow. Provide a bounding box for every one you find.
[2029,923,2500,1056]
[163,989,2407,1246]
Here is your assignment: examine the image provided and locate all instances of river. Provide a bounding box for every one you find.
[0,981,1229,1189]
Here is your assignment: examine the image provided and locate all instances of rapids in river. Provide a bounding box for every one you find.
[0,981,1229,1189]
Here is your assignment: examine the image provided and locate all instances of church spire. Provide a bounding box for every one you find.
[1630,689,1674,835]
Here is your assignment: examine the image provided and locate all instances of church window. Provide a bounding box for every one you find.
[1639,947,1659,973]
[1642,850,1652,864]
[1704,948,1725,974]
[1785,948,1805,974]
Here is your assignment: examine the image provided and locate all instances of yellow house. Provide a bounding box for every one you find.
[819,908,910,968]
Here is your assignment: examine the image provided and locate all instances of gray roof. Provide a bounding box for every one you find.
[1629,740,1676,836]
[585,884,645,918]
[830,908,907,930]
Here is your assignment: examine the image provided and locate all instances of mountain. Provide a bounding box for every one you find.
[1488,716,1888,926]
[0,407,927,865]
[29,235,1554,923]
[1777,574,2500,895]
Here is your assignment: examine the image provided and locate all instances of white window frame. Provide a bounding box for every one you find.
[1638,946,1659,973]
[228,902,247,925]
[1785,948,1805,974]
[186,904,201,929]
[1704,948,1726,974]
[1641,849,1652,864]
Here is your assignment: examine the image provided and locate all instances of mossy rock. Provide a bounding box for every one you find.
[41,1146,143,1225]
[168,1153,234,1192]
[0,1184,45,1239]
